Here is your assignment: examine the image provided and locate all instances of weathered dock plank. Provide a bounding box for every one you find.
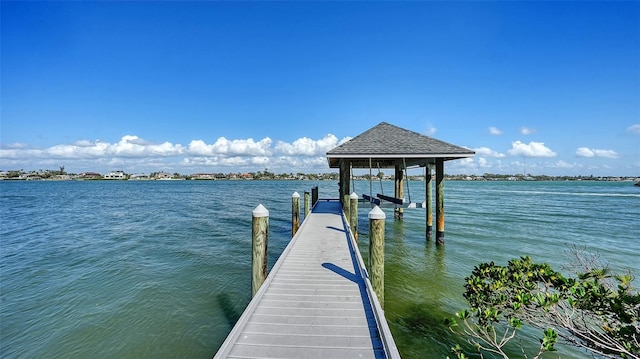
[214,200,399,359]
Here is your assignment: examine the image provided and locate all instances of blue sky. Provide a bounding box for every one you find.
[2,1,639,176]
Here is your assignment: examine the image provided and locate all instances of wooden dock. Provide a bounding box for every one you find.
[214,200,400,359]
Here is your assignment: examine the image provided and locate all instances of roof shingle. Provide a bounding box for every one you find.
[326,122,474,168]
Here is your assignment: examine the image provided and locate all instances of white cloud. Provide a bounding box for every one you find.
[0,136,186,160]
[575,147,619,159]
[73,140,95,147]
[473,147,506,158]
[520,127,537,135]
[1,142,30,149]
[478,157,490,168]
[274,134,342,156]
[627,124,640,135]
[549,160,576,169]
[488,126,503,135]
[0,134,351,171]
[425,127,437,135]
[576,147,594,158]
[250,156,270,165]
[211,137,272,156]
[507,141,556,157]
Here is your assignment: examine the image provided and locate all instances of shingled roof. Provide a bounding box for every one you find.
[326,122,475,168]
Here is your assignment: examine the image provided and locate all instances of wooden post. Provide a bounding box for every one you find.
[291,192,300,237]
[339,160,350,207]
[304,191,310,218]
[436,159,445,245]
[350,192,359,242]
[311,186,318,205]
[369,205,385,308]
[252,204,269,297]
[343,193,350,217]
[339,163,344,206]
[394,165,404,220]
[426,164,433,240]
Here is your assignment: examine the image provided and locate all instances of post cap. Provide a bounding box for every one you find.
[292,191,300,198]
[350,192,358,199]
[252,204,269,217]
[368,205,386,220]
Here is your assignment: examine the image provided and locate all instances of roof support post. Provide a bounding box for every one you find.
[394,164,404,220]
[339,160,350,208]
[425,164,433,240]
[435,159,445,245]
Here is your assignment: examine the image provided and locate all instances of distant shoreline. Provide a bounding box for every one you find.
[2,175,638,183]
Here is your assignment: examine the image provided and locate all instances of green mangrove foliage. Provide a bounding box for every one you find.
[447,256,639,359]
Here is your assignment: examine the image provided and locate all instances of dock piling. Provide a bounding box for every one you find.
[343,193,350,219]
[426,164,433,240]
[251,204,269,297]
[292,192,300,237]
[369,205,386,308]
[304,191,310,218]
[349,192,358,242]
[436,159,445,245]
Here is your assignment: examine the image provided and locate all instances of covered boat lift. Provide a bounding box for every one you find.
[326,122,475,244]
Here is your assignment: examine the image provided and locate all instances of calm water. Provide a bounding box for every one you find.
[1,180,638,358]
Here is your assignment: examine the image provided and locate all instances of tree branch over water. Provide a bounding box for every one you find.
[447,253,639,359]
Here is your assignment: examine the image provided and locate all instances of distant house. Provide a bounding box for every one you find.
[51,174,72,180]
[154,172,173,180]
[78,172,103,180]
[191,173,217,180]
[129,174,150,180]
[104,170,126,180]
[22,174,43,181]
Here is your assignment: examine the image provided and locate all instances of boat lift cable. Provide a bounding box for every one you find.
[377,162,384,195]
[369,158,373,202]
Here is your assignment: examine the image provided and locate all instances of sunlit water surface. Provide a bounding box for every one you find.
[1,180,638,358]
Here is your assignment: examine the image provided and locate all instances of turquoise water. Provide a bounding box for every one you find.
[1,180,638,358]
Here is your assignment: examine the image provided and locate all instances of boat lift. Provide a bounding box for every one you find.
[358,158,427,209]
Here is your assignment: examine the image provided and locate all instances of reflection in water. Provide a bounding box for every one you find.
[216,293,241,329]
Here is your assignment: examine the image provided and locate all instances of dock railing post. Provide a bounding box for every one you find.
[292,192,300,237]
[349,192,358,242]
[304,191,310,218]
[311,186,318,205]
[252,204,269,297]
[369,206,386,308]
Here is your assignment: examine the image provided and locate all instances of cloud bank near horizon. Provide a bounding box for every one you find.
[0,134,352,173]
[1,125,638,176]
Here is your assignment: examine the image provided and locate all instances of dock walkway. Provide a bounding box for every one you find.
[214,200,399,359]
